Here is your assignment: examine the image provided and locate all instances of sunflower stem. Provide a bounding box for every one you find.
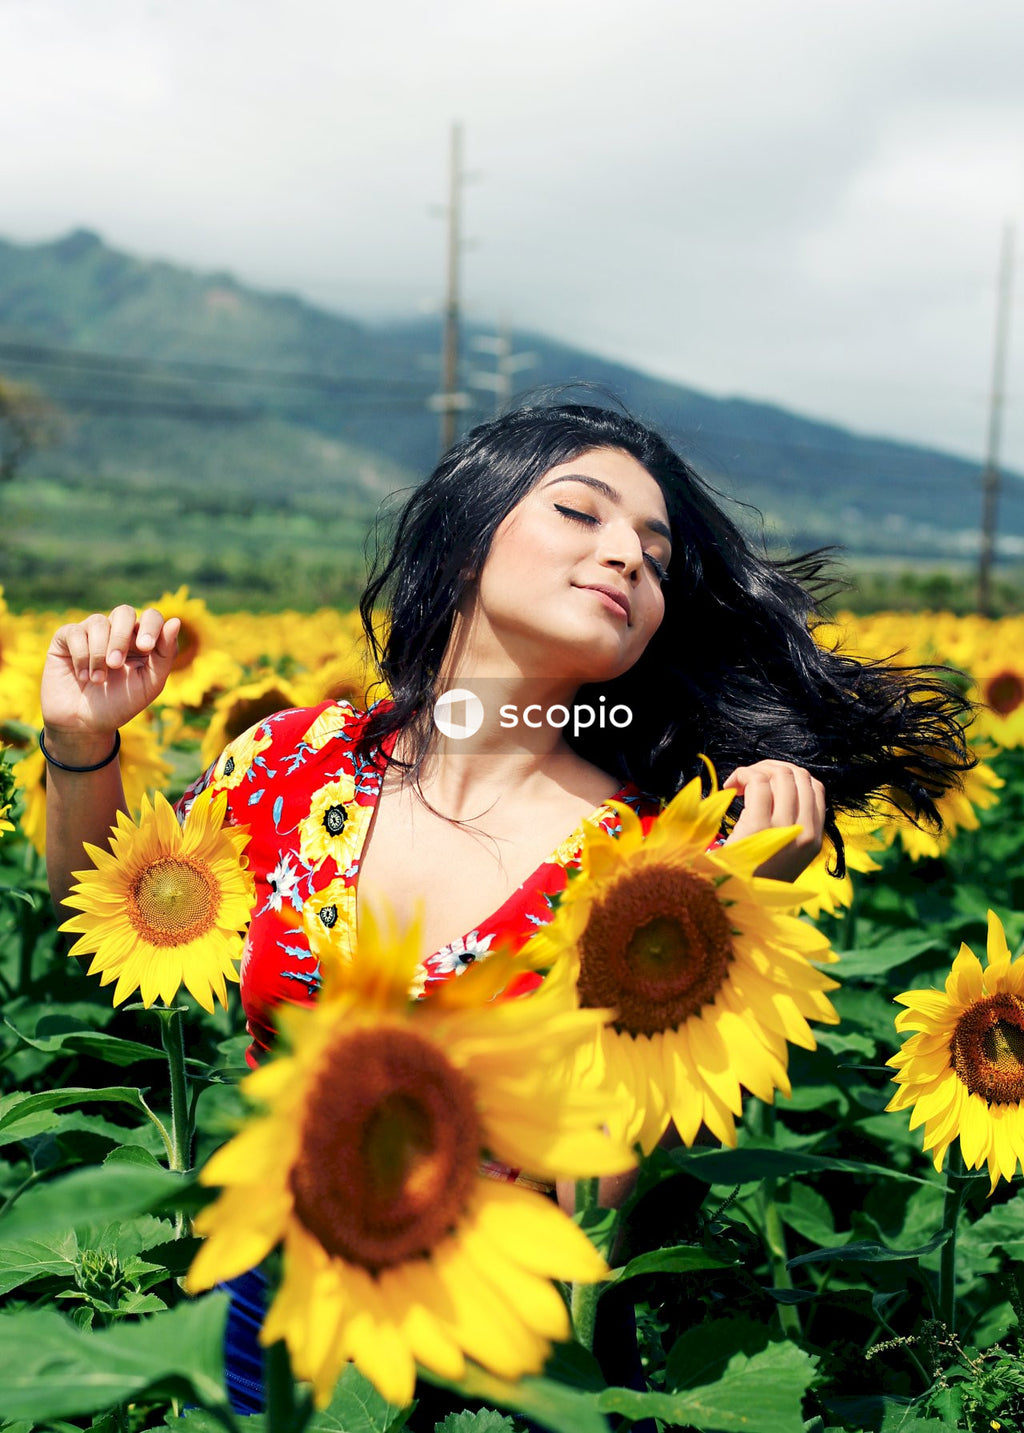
[155,1005,193,1175]
[754,1105,802,1339]
[571,1177,603,1353]
[265,1338,313,1433]
[939,1145,967,1335]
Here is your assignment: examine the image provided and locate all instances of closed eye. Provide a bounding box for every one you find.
[554,504,670,584]
[554,503,597,526]
[645,555,670,583]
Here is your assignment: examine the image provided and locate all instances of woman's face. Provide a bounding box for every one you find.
[465,446,672,683]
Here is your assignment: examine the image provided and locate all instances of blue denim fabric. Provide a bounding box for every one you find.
[219,1268,268,1415]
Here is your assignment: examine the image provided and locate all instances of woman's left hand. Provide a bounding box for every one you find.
[721,760,826,881]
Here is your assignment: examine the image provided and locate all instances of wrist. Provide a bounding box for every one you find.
[40,727,120,770]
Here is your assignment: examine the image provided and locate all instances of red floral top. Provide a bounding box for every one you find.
[179,700,665,1070]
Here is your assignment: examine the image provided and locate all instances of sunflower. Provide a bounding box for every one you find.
[60,788,254,1012]
[296,646,376,710]
[972,660,1024,750]
[886,910,1024,1191]
[882,757,1004,862]
[798,812,886,920]
[525,770,841,1153]
[200,674,302,769]
[185,905,632,1408]
[149,586,241,710]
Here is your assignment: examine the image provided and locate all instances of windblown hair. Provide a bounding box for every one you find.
[357,401,973,874]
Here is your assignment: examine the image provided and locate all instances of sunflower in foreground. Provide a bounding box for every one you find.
[60,788,254,1011]
[186,905,633,1408]
[886,910,1024,1192]
[526,769,841,1153]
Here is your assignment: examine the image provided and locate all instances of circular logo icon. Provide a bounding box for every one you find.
[432,688,485,740]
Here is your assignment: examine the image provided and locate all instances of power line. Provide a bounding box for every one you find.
[0,339,433,398]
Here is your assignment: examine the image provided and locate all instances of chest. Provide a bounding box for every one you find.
[354,780,600,963]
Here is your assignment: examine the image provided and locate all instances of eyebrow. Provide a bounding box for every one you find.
[541,474,673,545]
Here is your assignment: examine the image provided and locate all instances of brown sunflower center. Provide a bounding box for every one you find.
[986,671,1024,718]
[128,857,219,946]
[289,1026,481,1272]
[172,619,200,672]
[322,674,363,704]
[951,992,1024,1104]
[576,865,735,1036]
[226,692,289,743]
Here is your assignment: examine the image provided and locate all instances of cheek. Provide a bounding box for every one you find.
[637,588,667,644]
[481,510,567,585]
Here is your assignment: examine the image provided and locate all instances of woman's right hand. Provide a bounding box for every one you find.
[41,606,181,754]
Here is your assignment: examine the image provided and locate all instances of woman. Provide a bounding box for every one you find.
[39,401,972,1413]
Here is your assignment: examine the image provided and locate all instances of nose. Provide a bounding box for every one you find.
[597,521,644,580]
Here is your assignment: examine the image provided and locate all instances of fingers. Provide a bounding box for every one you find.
[153,615,181,661]
[723,760,826,846]
[104,605,140,669]
[55,607,174,685]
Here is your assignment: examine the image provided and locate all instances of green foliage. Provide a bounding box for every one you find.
[0,699,1022,1429]
[434,1412,518,1433]
[0,1298,231,1419]
[4,228,1024,613]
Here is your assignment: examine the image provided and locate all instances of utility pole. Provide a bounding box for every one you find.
[978,223,1015,616]
[470,325,536,415]
[432,123,471,456]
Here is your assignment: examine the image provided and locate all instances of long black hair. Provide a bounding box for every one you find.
[356,401,973,873]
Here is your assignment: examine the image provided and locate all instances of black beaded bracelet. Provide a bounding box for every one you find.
[38,729,121,772]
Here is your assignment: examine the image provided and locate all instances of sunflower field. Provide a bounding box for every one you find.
[1,589,1023,1433]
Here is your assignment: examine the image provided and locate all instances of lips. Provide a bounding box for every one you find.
[581,584,631,623]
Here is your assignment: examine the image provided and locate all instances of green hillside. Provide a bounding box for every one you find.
[0,228,1021,611]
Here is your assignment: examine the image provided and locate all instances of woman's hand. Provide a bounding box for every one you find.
[721,760,825,881]
[41,605,180,760]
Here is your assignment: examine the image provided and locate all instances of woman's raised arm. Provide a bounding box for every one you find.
[41,605,180,909]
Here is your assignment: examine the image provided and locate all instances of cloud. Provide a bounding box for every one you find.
[1,0,1022,465]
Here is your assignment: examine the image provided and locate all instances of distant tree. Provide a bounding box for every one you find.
[0,375,64,484]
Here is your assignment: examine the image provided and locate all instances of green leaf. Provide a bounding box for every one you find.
[168,1361,413,1433]
[668,1144,932,1188]
[773,1183,836,1248]
[420,1364,608,1433]
[540,1339,606,1393]
[0,1087,154,1144]
[666,1317,769,1391]
[830,936,945,981]
[787,1230,949,1268]
[960,1198,1024,1261]
[615,1243,734,1281]
[600,1341,817,1431]
[0,1231,79,1296]
[0,1162,192,1242]
[3,1019,161,1066]
[435,1412,517,1432]
[313,1361,413,1431]
[103,1143,165,1169]
[0,1297,231,1417]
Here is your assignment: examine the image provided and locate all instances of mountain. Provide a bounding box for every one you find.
[0,228,1021,611]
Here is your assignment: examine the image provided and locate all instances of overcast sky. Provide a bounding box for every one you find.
[2,0,1023,469]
